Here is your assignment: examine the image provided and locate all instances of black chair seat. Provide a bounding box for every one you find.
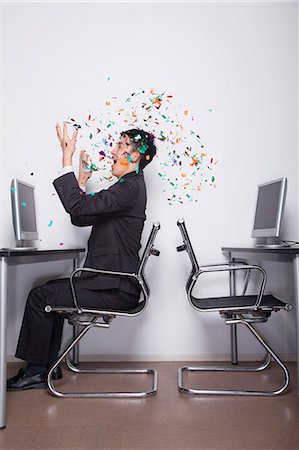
[191,294,288,311]
[68,301,146,320]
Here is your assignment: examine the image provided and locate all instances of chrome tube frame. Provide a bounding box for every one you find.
[47,321,157,398]
[176,218,290,396]
[178,319,290,396]
[187,264,267,313]
[46,222,160,398]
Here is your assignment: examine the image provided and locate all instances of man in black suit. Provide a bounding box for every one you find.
[7,123,157,391]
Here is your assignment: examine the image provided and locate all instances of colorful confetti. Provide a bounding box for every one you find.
[20,202,27,207]
[48,220,53,227]
[66,87,219,204]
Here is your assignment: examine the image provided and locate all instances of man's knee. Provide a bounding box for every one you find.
[27,285,46,309]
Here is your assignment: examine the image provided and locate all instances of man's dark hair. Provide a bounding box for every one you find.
[120,129,157,170]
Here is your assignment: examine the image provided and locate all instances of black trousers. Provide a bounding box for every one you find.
[15,278,139,364]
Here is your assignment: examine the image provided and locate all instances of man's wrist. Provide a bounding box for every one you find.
[78,178,87,187]
[62,155,73,167]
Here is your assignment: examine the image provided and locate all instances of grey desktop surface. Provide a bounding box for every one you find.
[0,247,85,256]
[222,245,299,254]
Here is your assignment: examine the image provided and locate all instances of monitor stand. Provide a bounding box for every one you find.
[13,239,37,251]
[255,237,291,249]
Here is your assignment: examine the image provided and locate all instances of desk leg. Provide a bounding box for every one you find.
[293,255,299,395]
[0,258,8,429]
[229,254,238,365]
[72,254,80,366]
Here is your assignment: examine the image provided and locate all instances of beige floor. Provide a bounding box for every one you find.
[0,361,299,450]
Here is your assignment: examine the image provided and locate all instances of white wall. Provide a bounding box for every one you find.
[1,1,298,360]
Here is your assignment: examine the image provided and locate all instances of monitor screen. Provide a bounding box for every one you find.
[252,177,287,239]
[11,179,38,243]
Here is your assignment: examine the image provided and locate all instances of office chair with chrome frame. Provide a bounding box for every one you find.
[45,222,160,398]
[176,218,292,396]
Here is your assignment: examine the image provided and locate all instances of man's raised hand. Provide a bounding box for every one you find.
[56,122,78,167]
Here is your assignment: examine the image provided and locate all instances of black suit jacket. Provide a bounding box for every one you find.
[53,171,146,294]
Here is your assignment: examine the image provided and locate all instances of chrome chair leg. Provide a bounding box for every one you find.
[47,323,158,399]
[178,321,289,396]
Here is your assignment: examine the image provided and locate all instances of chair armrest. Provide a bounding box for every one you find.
[71,267,139,281]
[190,264,267,310]
[198,262,252,272]
[69,267,140,312]
[46,221,160,316]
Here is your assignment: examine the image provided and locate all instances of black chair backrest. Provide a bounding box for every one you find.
[137,222,161,299]
[177,218,200,274]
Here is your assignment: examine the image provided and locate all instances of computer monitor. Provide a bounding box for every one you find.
[252,177,287,247]
[10,178,38,248]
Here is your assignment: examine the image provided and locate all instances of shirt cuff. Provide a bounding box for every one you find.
[58,166,86,192]
[62,166,74,175]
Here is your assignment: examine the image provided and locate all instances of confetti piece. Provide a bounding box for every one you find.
[119,178,124,183]
[21,202,27,207]
[139,144,148,154]
[90,192,95,196]
[59,242,64,246]
[48,220,53,227]
[126,153,133,163]
[90,163,98,171]
[10,187,16,192]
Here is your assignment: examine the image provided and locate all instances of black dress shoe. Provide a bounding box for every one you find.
[47,365,63,380]
[7,369,46,391]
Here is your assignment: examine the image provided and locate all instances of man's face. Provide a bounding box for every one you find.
[111,135,139,178]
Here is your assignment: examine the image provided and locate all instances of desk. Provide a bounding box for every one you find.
[222,246,299,395]
[0,248,85,429]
